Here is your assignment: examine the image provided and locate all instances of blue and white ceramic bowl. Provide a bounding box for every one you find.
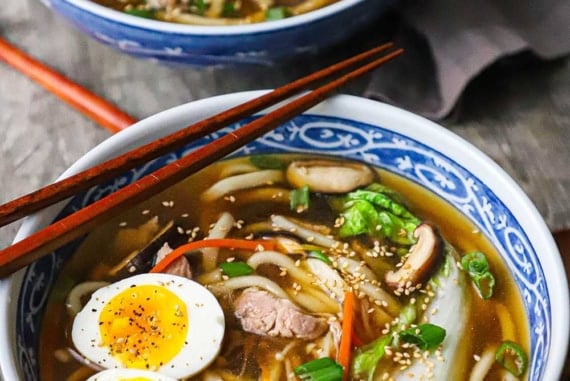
[39,0,391,66]
[0,92,568,379]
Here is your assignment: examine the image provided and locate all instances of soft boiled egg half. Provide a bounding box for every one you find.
[71,273,225,379]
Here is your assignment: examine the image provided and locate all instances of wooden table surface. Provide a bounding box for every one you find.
[0,0,569,379]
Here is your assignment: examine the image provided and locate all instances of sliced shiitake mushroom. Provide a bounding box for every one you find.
[108,220,187,278]
[384,223,443,291]
[286,160,374,193]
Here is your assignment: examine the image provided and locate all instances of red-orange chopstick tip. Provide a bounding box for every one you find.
[0,37,136,134]
[339,290,355,380]
[149,238,275,274]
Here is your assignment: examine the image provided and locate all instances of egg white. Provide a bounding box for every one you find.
[72,273,225,379]
[86,368,178,381]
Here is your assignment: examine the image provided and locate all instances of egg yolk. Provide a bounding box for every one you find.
[98,284,189,370]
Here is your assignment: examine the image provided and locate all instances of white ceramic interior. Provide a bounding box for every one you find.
[0,91,568,380]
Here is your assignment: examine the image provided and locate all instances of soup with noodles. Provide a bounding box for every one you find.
[92,0,341,25]
[39,155,529,380]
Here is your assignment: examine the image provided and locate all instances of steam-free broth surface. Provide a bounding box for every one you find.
[39,155,529,381]
[91,0,341,25]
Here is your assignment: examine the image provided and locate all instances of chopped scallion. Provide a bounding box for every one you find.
[294,357,343,381]
[124,8,156,19]
[266,7,290,21]
[219,261,254,278]
[193,0,207,15]
[399,323,446,351]
[290,185,310,212]
[461,251,496,299]
[250,155,286,169]
[495,340,528,376]
[222,1,238,17]
[308,250,332,265]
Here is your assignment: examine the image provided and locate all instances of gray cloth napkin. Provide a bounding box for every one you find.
[364,0,570,119]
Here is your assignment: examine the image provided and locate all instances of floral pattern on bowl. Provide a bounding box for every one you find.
[40,0,392,66]
[16,114,549,380]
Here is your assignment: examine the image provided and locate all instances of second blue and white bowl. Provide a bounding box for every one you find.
[39,0,392,66]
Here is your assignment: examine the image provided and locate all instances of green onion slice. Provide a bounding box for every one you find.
[266,7,290,21]
[495,340,528,376]
[250,155,286,169]
[219,261,254,278]
[222,1,238,17]
[307,250,332,265]
[290,186,310,212]
[472,271,496,299]
[194,0,207,15]
[124,8,156,19]
[399,323,446,351]
[294,358,343,381]
[461,251,496,299]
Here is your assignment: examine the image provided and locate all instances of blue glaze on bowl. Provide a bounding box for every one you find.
[39,0,392,65]
[16,114,549,380]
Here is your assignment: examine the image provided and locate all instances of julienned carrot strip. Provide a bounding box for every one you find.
[149,238,275,274]
[339,291,355,380]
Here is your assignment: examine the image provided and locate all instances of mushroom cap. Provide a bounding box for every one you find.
[286,160,374,193]
[385,222,443,291]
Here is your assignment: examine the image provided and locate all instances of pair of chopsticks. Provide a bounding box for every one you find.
[0,42,403,278]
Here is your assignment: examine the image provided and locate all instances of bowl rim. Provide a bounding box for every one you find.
[54,0,369,35]
[1,90,568,380]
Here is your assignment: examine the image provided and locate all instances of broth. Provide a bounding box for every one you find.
[39,155,529,380]
[91,0,340,25]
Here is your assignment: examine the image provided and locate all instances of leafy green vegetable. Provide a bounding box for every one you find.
[250,155,286,169]
[294,358,343,381]
[495,340,528,376]
[308,250,332,265]
[365,183,406,203]
[124,8,156,19]
[352,304,417,380]
[219,261,254,277]
[399,323,446,350]
[336,184,420,245]
[352,334,392,381]
[290,186,310,212]
[461,251,496,299]
[266,7,290,21]
[346,189,417,220]
[339,201,419,245]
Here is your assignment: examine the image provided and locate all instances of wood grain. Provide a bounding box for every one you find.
[0,3,567,237]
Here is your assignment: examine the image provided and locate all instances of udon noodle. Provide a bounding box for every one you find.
[39,155,529,380]
[92,0,340,25]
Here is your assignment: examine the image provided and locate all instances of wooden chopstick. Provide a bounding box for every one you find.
[0,37,137,133]
[0,42,395,228]
[0,45,403,278]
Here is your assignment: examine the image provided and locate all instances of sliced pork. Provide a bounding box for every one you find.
[234,288,327,340]
[156,242,193,279]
